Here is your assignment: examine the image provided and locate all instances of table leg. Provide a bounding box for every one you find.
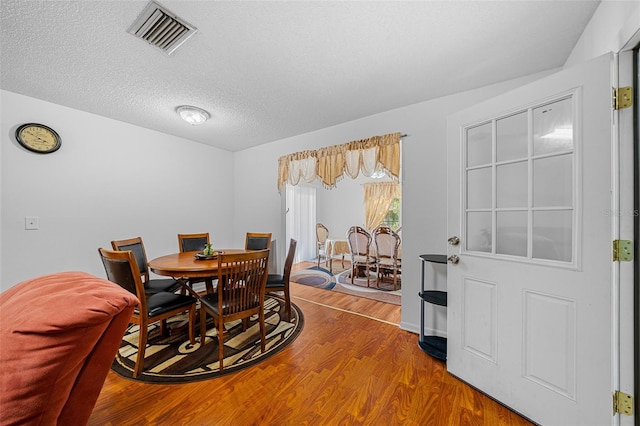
[177,278,200,298]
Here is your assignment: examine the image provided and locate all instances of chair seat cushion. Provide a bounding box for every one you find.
[199,292,259,315]
[378,258,401,267]
[266,274,284,286]
[352,255,375,264]
[146,292,196,317]
[0,271,139,425]
[145,278,180,294]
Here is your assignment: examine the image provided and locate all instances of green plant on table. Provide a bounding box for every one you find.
[203,243,215,256]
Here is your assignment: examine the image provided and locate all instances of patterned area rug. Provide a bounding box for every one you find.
[289,266,337,289]
[291,266,401,305]
[111,295,303,383]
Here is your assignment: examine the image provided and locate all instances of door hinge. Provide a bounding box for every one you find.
[613,86,633,110]
[612,240,634,262]
[613,390,634,416]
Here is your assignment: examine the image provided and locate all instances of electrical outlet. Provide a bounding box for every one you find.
[25,216,39,230]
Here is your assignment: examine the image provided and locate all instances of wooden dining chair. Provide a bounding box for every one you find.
[316,223,329,268]
[373,225,402,290]
[245,232,272,251]
[111,236,181,295]
[178,232,210,252]
[266,239,297,321]
[98,248,197,378]
[177,232,213,293]
[346,226,376,287]
[199,249,270,371]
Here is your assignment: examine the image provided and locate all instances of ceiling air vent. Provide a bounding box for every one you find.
[127,1,198,55]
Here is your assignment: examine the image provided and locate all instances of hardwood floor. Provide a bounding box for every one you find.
[88,262,533,425]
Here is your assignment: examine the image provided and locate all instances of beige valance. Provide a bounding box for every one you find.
[277,132,401,190]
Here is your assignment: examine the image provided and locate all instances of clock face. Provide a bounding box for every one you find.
[15,123,62,154]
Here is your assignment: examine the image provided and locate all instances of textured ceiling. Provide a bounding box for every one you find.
[1,1,600,152]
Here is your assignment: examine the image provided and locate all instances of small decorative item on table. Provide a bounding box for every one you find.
[194,244,222,260]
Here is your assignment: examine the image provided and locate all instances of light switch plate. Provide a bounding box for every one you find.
[25,216,39,230]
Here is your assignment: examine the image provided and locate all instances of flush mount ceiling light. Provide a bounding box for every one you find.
[176,105,210,125]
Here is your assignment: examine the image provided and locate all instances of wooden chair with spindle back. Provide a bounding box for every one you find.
[199,249,270,371]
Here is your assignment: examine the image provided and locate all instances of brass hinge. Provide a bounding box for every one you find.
[613,390,634,416]
[613,87,633,110]
[612,240,634,262]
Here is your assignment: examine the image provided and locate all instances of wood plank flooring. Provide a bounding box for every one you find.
[88,262,533,425]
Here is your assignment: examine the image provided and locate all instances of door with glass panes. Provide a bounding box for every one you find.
[446,53,614,425]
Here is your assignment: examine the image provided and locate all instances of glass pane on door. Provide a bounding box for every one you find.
[467,212,492,252]
[496,211,527,256]
[497,161,527,208]
[467,167,492,209]
[467,123,492,167]
[533,154,573,207]
[533,97,573,156]
[532,210,572,262]
[497,111,528,162]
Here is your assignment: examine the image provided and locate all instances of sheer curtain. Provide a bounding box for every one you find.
[286,183,316,262]
[364,182,401,230]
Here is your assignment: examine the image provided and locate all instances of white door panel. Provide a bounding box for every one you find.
[447,53,613,425]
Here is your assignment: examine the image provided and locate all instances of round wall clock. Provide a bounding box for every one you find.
[15,123,62,154]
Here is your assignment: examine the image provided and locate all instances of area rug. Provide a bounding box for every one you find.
[291,266,401,305]
[334,270,401,305]
[111,295,303,384]
[290,266,336,289]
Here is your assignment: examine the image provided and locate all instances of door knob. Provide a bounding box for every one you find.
[448,236,460,246]
[447,255,460,264]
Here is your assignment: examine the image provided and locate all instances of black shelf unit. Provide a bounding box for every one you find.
[418,254,447,361]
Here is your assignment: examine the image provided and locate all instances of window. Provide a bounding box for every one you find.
[381,198,401,230]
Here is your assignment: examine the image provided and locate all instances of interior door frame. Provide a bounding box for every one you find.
[633,46,639,426]
[617,30,639,423]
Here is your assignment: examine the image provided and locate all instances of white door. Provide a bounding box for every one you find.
[446,53,615,425]
[285,183,317,262]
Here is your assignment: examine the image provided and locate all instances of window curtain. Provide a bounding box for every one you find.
[277,132,401,190]
[364,182,401,230]
[285,183,316,262]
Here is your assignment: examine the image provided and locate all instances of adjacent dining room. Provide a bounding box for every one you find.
[281,134,403,306]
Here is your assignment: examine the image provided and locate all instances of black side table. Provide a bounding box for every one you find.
[418,254,447,361]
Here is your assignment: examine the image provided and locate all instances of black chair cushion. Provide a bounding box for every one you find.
[266,274,284,286]
[181,237,208,252]
[246,237,269,250]
[146,292,196,317]
[200,291,259,315]
[144,278,181,294]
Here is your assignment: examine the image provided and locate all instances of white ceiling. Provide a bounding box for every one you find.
[1,1,600,152]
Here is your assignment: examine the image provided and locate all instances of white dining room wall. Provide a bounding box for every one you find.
[315,175,391,243]
[0,90,235,291]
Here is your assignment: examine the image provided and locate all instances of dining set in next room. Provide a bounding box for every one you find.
[316,222,402,291]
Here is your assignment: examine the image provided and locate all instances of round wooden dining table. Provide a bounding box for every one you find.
[148,249,250,296]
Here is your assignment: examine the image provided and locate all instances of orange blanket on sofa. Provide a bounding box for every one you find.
[0,271,139,426]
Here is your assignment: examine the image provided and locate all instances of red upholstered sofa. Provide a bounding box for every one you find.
[0,271,139,426]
